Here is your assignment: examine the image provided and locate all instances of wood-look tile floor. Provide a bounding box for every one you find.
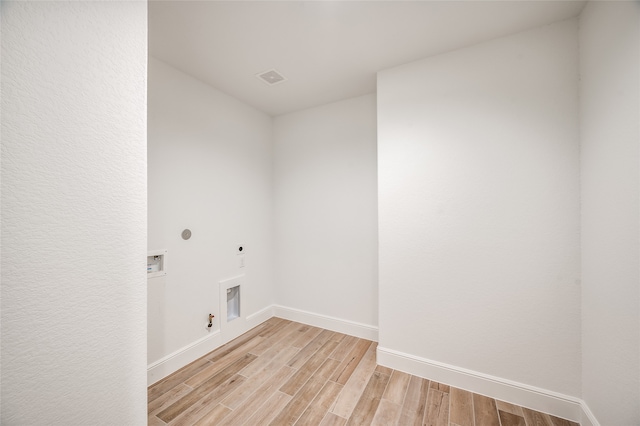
[148,318,580,426]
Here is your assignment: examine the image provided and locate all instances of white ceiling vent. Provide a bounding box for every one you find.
[256,69,287,86]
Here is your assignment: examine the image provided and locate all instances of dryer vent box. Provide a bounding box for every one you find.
[226,285,240,322]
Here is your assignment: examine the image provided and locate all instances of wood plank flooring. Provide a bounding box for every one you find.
[148,318,580,426]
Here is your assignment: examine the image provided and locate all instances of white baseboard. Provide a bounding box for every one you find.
[147,330,223,386]
[377,346,587,424]
[147,304,274,386]
[580,400,601,426]
[272,305,378,341]
[246,304,274,324]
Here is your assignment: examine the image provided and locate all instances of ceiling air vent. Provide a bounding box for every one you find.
[256,69,287,86]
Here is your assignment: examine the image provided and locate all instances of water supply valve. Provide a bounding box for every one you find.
[207,314,216,331]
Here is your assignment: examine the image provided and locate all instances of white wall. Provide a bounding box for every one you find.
[580,2,640,424]
[274,95,378,331]
[1,2,147,424]
[377,20,581,396]
[147,58,274,366]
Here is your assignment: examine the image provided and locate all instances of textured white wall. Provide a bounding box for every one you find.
[274,95,378,327]
[1,2,147,424]
[580,2,640,424]
[377,20,581,395]
[147,58,274,364]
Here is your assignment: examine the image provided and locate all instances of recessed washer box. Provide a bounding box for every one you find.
[147,249,167,279]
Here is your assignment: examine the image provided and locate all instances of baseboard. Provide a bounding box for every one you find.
[580,400,601,426]
[377,346,584,423]
[273,305,378,341]
[147,330,223,386]
[147,304,273,386]
[246,304,274,324]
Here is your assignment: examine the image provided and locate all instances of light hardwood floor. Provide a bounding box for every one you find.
[148,317,579,426]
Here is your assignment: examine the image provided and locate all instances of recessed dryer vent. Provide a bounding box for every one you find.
[227,286,240,322]
[219,275,245,341]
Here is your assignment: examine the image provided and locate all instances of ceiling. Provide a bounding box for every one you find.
[149,1,586,116]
